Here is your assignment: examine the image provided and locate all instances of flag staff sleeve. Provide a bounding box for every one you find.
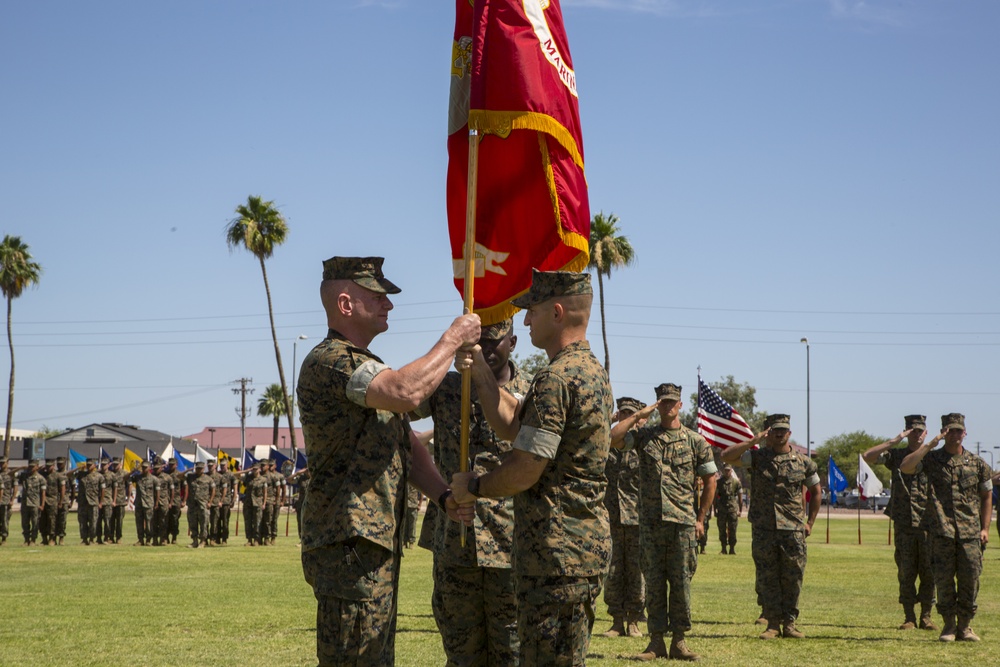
[459,129,481,547]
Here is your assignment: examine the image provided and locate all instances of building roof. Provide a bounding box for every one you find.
[184,426,305,449]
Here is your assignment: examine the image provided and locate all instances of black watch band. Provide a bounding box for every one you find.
[468,475,482,498]
[437,489,453,509]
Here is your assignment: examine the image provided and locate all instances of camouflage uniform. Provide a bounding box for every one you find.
[215,466,236,543]
[404,483,421,547]
[915,445,992,626]
[266,465,285,542]
[19,468,47,543]
[743,447,820,626]
[298,329,411,666]
[412,363,529,666]
[695,477,712,553]
[166,466,185,544]
[109,465,128,543]
[715,474,742,553]
[131,469,159,545]
[154,469,174,545]
[245,468,268,545]
[510,340,613,667]
[0,465,14,543]
[77,467,106,544]
[625,424,717,636]
[100,465,115,542]
[39,464,63,544]
[878,447,934,616]
[603,447,645,625]
[293,470,310,540]
[185,468,215,546]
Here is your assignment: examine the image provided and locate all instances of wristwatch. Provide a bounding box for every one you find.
[468,475,482,498]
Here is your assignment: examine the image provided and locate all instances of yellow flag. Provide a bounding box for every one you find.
[123,447,144,473]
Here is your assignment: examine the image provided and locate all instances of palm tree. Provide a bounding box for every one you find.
[0,235,42,459]
[226,195,297,452]
[587,212,635,373]
[257,383,289,448]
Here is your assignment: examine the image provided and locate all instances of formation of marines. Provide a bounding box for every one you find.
[0,454,305,549]
[295,255,996,667]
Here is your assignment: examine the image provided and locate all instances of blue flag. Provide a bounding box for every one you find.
[68,448,87,469]
[828,456,848,504]
[295,449,307,472]
[242,450,257,471]
[271,448,292,475]
[175,452,193,471]
[99,447,112,462]
[147,448,157,464]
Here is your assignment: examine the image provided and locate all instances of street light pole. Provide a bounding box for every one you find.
[291,334,308,461]
[800,337,811,458]
[209,427,216,451]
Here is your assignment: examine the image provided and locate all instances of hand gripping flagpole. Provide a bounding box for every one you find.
[459,128,481,547]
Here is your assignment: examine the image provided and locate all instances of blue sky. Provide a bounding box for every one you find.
[2,1,998,462]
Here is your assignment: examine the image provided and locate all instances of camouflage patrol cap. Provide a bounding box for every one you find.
[29,458,41,466]
[56,456,66,463]
[322,256,401,295]
[45,458,55,464]
[168,457,177,464]
[654,383,682,402]
[616,396,645,414]
[941,413,965,431]
[904,415,927,430]
[481,318,513,341]
[195,461,205,469]
[140,461,150,469]
[87,459,98,466]
[510,269,592,309]
[206,459,217,467]
[765,414,792,430]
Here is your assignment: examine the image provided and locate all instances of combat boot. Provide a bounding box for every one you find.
[720,545,728,555]
[759,623,781,640]
[669,633,700,661]
[627,613,643,638]
[755,614,768,625]
[956,618,979,642]
[729,545,735,555]
[919,606,938,631]
[635,633,668,661]
[782,623,805,639]
[898,606,917,630]
[602,617,626,637]
[939,616,956,642]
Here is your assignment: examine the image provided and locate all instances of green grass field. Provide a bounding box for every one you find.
[2,511,996,665]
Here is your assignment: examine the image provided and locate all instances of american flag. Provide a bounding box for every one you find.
[697,378,755,449]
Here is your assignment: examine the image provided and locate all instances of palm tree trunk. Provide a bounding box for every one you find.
[4,296,13,459]
[258,258,296,452]
[597,271,610,372]
[272,416,279,448]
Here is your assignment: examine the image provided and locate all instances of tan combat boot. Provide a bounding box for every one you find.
[627,612,643,638]
[635,633,668,661]
[669,633,700,661]
[602,617,625,638]
[956,618,979,642]
[782,622,805,639]
[919,606,938,631]
[755,613,768,625]
[939,616,957,642]
[759,623,781,640]
[898,606,917,630]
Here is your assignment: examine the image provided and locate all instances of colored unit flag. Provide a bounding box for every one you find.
[218,450,240,472]
[295,449,307,473]
[270,448,293,476]
[242,450,257,472]
[857,454,884,500]
[123,447,144,473]
[68,448,87,469]
[448,0,590,325]
[99,447,112,462]
[828,456,848,504]
[146,448,157,464]
[175,452,193,472]
[697,378,755,449]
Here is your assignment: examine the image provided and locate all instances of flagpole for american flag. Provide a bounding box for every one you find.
[458,127,481,548]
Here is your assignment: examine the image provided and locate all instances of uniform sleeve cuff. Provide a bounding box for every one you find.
[347,359,391,407]
[512,425,561,460]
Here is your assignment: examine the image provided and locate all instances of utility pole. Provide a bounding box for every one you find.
[232,378,254,468]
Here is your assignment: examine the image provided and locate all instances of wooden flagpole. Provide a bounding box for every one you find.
[459,128,481,547]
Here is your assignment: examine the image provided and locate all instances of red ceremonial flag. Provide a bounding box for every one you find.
[448,0,590,325]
